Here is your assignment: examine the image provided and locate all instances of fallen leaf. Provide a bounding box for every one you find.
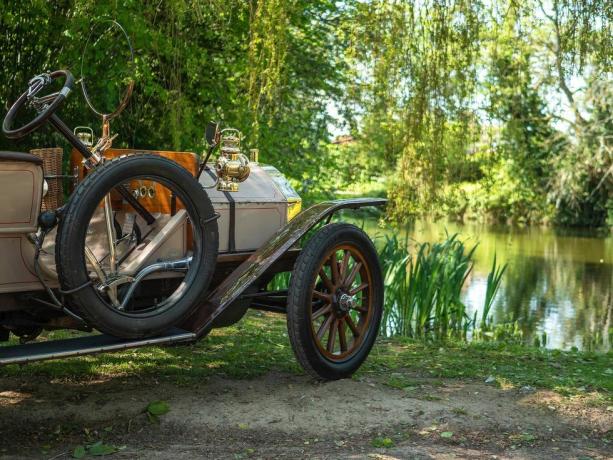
[73,445,86,459]
[146,400,170,416]
[88,441,118,456]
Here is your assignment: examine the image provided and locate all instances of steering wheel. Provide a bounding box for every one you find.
[2,70,74,140]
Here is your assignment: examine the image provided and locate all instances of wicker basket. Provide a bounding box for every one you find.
[30,148,64,210]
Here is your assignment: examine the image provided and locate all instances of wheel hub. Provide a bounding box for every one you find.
[336,292,357,316]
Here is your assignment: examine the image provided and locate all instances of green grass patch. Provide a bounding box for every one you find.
[365,336,613,398]
[1,312,610,402]
[371,437,395,448]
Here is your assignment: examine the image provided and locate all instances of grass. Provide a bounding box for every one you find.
[1,311,611,401]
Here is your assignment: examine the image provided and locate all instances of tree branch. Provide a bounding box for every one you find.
[538,0,587,126]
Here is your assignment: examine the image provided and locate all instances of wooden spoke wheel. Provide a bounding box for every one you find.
[311,244,373,360]
[287,223,383,380]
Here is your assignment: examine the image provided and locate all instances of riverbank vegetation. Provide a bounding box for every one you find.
[0,1,610,227]
[380,233,511,341]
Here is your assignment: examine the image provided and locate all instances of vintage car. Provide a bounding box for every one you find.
[0,23,385,380]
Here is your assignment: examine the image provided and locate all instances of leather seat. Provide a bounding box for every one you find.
[0,151,42,164]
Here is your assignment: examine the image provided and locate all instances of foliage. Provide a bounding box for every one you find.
[72,441,120,458]
[548,80,613,226]
[0,0,345,176]
[371,437,395,448]
[146,400,170,423]
[343,1,482,219]
[480,253,507,329]
[0,1,610,226]
[340,0,612,227]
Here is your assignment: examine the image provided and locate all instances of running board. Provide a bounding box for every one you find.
[0,328,195,366]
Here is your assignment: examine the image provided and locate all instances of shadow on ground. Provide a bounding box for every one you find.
[0,369,610,459]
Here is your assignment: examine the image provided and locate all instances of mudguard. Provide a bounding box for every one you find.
[184,198,386,337]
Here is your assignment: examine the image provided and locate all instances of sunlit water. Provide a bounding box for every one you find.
[357,215,612,351]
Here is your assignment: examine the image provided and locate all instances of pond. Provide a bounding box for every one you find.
[357,215,612,351]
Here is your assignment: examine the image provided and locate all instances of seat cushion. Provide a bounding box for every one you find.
[0,151,43,164]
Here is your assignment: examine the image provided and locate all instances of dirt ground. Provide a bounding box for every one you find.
[0,371,611,459]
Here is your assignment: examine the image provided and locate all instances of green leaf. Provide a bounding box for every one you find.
[88,441,118,456]
[371,437,395,448]
[147,400,170,416]
[440,431,454,438]
[73,445,86,459]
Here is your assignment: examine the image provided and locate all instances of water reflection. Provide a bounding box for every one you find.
[358,216,612,351]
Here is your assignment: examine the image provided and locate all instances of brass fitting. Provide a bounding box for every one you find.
[216,129,251,192]
[216,153,250,192]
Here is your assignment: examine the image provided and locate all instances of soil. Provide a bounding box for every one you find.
[0,371,610,459]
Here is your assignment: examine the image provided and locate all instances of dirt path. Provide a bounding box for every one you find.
[1,372,610,459]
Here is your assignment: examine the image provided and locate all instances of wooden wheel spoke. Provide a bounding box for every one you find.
[345,261,362,287]
[313,290,331,302]
[349,282,368,296]
[338,319,347,352]
[308,242,376,363]
[340,250,350,280]
[351,305,369,314]
[329,252,340,285]
[326,318,337,352]
[345,315,360,337]
[312,304,332,320]
[317,314,334,341]
[319,269,334,292]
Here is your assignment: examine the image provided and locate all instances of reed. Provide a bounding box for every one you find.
[267,229,506,343]
[267,271,291,291]
[481,253,507,329]
[381,233,477,340]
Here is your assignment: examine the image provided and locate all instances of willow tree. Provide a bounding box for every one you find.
[245,0,348,176]
[344,0,483,220]
[343,0,611,225]
[536,0,613,225]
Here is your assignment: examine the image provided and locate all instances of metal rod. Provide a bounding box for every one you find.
[84,246,107,283]
[249,302,287,314]
[103,195,119,305]
[240,289,289,298]
[118,257,192,310]
[48,113,156,225]
[49,113,93,159]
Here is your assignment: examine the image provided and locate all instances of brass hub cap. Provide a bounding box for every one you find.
[308,244,373,361]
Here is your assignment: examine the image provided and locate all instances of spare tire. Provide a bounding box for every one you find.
[56,154,218,338]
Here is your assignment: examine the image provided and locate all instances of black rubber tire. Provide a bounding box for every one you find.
[56,154,218,339]
[287,223,383,380]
